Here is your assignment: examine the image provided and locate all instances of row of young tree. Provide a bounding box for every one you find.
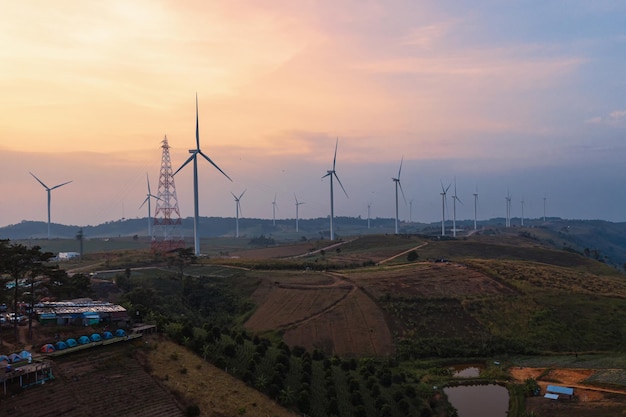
[0,240,92,345]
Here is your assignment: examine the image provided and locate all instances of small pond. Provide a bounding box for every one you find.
[451,364,483,378]
[444,384,509,417]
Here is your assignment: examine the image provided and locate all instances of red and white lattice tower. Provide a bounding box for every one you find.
[152,135,186,252]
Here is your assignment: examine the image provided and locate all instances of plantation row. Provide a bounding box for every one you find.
[164,323,451,417]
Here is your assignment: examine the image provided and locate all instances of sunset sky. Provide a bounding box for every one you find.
[2,1,626,231]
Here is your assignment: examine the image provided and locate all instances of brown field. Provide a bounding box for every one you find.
[343,261,517,299]
[510,367,626,417]
[245,271,394,357]
[282,288,394,356]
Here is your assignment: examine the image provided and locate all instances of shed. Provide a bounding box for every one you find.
[66,338,78,347]
[78,335,90,345]
[546,385,574,400]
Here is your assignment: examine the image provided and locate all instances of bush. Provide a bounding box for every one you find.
[407,250,419,262]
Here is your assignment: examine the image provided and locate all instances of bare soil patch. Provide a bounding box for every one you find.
[510,367,626,417]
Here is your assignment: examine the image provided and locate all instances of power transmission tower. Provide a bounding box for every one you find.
[152,136,185,252]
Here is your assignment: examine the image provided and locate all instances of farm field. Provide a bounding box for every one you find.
[343,261,517,299]
[245,271,394,356]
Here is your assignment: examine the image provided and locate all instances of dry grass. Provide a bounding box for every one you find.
[144,335,299,417]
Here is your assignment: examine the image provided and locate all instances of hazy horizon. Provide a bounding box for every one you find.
[2,1,625,228]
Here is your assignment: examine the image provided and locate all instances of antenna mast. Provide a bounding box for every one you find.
[152,136,185,252]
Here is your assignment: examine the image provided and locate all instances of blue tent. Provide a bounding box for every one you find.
[9,353,21,363]
[102,331,113,340]
[19,350,32,359]
[115,329,126,337]
[40,344,55,353]
[0,354,9,363]
[78,335,90,345]
[56,341,68,350]
[66,338,78,347]
[90,333,102,342]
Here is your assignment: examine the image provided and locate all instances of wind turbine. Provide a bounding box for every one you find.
[231,190,246,238]
[392,157,406,234]
[473,186,479,231]
[272,194,278,226]
[451,179,463,237]
[322,138,348,241]
[29,172,72,239]
[409,199,413,223]
[520,197,525,227]
[367,202,371,229]
[173,94,232,256]
[440,182,451,236]
[543,195,547,222]
[294,194,305,232]
[139,173,160,239]
[505,189,512,228]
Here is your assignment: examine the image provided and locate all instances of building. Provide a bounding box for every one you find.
[35,299,129,327]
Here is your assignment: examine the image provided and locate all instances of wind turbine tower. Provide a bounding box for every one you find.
[367,202,371,229]
[231,190,245,238]
[543,195,547,222]
[272,194,278,226]
[322,138,348,241]
[153,136,185,252]
[392,157,406,235]
[520,197,525,226]
[139,173,160,239]
[473,187,479,231]
[505,190,512,228]
[451,179,463,237]
[173,95,232,256]
[294,194,304,232]
[29,172,72,239]
[440,182,451,236]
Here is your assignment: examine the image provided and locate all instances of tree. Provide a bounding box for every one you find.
[167,247,197,277]
[0,241,55,341]
[407,250,419,262]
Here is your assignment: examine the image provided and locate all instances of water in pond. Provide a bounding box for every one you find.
[452,365,482,378]
[444,384,509,417]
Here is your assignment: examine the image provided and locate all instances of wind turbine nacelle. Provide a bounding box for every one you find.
[188,149,195,153]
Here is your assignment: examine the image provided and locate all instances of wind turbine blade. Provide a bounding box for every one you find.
[139,196,149,209]
[334,172,349,198]
[321,172,331,180]
[173,153,196,176]
[456,196,463,205]
[195,93,200,150]
[333,137,338,170]
[239,189,246,199]
[231,191,238,200]
[445,183,451,193]
[398,181,407,205]
[29,172,49,189]
[50,180,72,190]
[198,150,232,181]
[146,173,151,194]
[398,156,403,179]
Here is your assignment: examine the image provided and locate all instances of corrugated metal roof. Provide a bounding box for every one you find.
[546,385,574,396]
[35,299,126,315]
